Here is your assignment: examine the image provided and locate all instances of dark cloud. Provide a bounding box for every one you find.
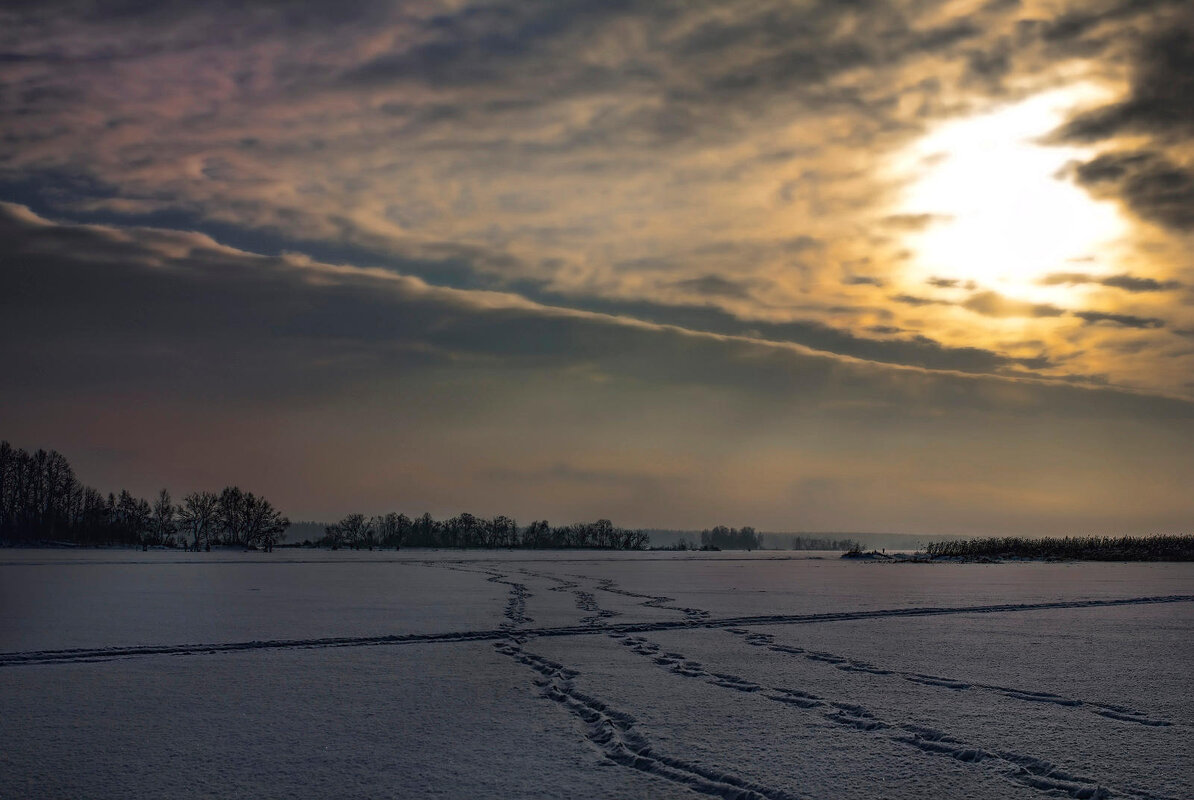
[1054,13,1194,142]
[1047,7,1194,241]
[1074,310,1166,329]
[962,291,1065,319]
[926,277,976,290]
[881,213,953,231]
[668,275,753,299]
[1,2,1194,527]
[892,293,951,307]
[843,275,885,287]
[0,0,1190,415]
[24,203,1185,415]
[537,288,1058,376]
[1039,272,1183,292]
[1068,150,1194,231]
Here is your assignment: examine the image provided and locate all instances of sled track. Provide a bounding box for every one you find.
[2,594,1191,667]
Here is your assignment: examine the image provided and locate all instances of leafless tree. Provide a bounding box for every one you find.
[336,513,371,550]
[150,489,176,546]
[178,491,219,550]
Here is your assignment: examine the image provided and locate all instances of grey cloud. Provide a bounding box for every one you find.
[843,275,884,287]
[1074,310,1166,329]
[7,199,1194,533]
[15,203,1189,419]
[958,287,1171,330]
[532,289,1055,376]
[892,293,951,307]
[962,291,1065,318]
[926,277,976,290]
[1068,150,1194,232]
[669,275,753,299]
[1054,13,1194,142]
[1040,272,1183,292]
[882,213,953,231]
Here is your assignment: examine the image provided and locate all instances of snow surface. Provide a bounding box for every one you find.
[1,550,1191,798]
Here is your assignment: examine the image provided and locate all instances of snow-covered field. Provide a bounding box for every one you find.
[1,550,1191,799]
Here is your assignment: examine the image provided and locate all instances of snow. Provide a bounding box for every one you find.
[1,549,1191,798]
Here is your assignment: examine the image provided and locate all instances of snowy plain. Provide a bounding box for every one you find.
[0,549,1190,799]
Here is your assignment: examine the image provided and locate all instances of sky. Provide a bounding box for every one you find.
[2,0,1193,534]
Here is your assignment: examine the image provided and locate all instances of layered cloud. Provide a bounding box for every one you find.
[2,0,1193,528]
[3,203,1194,531]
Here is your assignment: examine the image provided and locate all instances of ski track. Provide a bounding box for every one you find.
[612,634,1181,800]
[2,595,1192,668]
[726,630,1173,729]
[493,637,807,800]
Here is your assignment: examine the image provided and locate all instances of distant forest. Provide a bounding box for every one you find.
[0,440,654,550]
[650,529,861,551]
[758,533,862,551]
[0,441,288,549]
[2,438,867,553]
[925,535,1194,561]
[317,512,650,550]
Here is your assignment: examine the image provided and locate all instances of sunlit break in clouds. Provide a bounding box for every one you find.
[897,86,1129,290]
[1,0,1193,534]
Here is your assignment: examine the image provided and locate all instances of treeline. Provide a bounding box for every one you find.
[321,512,649,550]
[0,441,288,549]
[924,535,1194,561]
[772,534,862,551]
[699,525,763,550]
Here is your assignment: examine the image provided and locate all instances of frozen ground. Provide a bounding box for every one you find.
[0,550,1190,799]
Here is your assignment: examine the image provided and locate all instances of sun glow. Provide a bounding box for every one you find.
[895,86,1128,295]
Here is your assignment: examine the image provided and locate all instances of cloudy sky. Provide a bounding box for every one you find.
[2,0,1193,534]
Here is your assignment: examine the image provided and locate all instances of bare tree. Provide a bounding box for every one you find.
[241,493,288,551]
[150,489,176,546]
[324,522,346,550]
[116,490,153,550]
[217,486,247,546]
[178,491,219,551]
[336,513,371,550]
[374,512,410,550]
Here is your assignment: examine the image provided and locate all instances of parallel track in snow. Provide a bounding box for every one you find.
[2,594,1191,667]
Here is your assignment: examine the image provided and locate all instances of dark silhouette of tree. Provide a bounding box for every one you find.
[522,520,550,548]
[375,512,410,549]
[411,512,437,547]
[0,440,289,549]
[216,487,246,545]
[242,493,288,551]
[700,525,763,550]
[336,513,372,550]
[178,491,219,550]
[323,521,346,550]
[115,490,153,549]
[150,489,176,546]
